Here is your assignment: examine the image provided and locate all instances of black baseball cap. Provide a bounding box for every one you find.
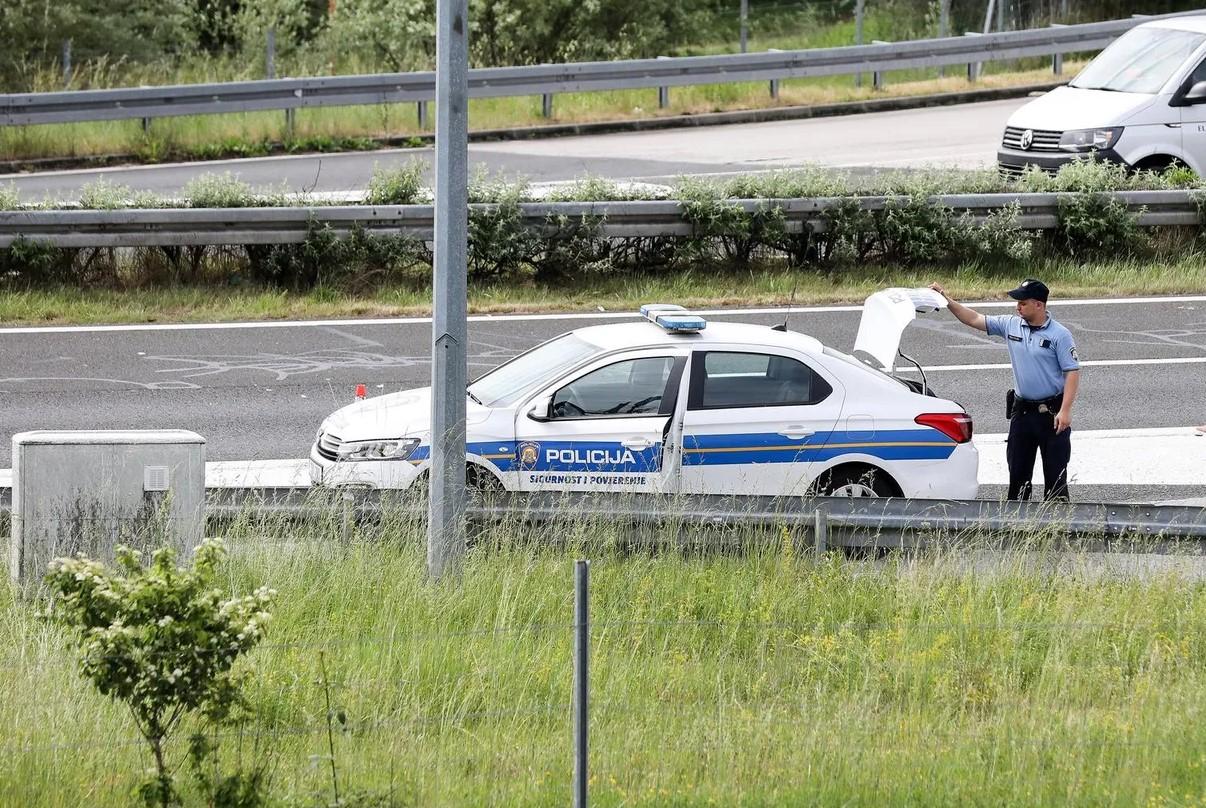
[1006,278,1049,303]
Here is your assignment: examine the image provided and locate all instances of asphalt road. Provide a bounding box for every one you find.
[2,98,1027,200]
[3,297,1204,484]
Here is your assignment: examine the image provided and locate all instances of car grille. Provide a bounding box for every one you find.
[1002,126,1063,152]
[316,432,343,461]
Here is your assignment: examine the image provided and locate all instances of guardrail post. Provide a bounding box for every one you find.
[266,29,276,80]
[542,93,553,118]
[62,40,72,89]
[657,55,670,109]
[417,100,429,129]
[872,41,888,90]
[964,31,983,81]
[141,117,151,135]
[768,48,781,98]
[1050,23,1066,74]
[854,0,865,87]
[814,507,829,555]
[284,108,296,139]
[573,559,590,808]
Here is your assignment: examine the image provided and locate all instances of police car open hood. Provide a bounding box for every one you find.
[853,287,947,373]
[321,387,491,443]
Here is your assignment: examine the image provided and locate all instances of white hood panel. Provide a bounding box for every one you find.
[853,287,947,373]
[1007,86,1157,131]
[322,387,491,443]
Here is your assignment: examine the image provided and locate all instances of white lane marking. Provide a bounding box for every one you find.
[3,295,1206,335]
[906,356,1206,372]
[3,428,1201,490]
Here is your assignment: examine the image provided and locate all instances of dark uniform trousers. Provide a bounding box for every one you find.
[1006,394,1071,501]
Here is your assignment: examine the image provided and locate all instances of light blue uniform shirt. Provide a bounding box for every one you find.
[985,314,1080,400]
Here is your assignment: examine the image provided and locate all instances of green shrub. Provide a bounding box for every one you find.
[186,172,257,208]
[364,160,427,205]
[44,537,274,808]
[1054,193,1149,258]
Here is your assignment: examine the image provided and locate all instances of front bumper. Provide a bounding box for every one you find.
[309,443,425,489]
[997,147,1126,177]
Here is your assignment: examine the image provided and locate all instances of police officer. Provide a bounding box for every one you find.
[929,279,1081,501]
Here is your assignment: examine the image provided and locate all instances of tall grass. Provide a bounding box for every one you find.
[2,506,1204,806]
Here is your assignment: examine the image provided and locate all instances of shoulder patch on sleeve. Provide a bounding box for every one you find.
[1070,346,1079,360]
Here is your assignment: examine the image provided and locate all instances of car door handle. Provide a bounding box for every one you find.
[778,426,814,440]
[622,438,654,450]
[1165,123,1182,128]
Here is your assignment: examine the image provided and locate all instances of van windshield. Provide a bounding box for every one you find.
[1071,27,1206,94]
[469,333,600,407]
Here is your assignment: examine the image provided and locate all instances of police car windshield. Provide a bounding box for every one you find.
[469,333,600,407]
[1070,27,1206,94]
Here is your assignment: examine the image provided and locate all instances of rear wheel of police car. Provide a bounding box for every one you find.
[811,465,901,498]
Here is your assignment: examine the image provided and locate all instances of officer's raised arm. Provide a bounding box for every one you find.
[929,283,987,332]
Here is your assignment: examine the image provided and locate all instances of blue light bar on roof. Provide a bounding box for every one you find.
[640,303,706,333]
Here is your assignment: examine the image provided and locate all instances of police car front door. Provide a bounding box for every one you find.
[513,353,687,493]
[679,350,844,496]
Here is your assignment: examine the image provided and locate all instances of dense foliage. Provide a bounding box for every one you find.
[3,0,1204,90]
[0,161,1197,292]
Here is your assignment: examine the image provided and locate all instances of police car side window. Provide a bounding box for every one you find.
[690,352,832,409]
[550,356,675,419]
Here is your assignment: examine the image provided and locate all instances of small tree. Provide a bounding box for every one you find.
[45,538,275,808]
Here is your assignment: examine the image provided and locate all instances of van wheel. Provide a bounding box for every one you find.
[813,466,897,498]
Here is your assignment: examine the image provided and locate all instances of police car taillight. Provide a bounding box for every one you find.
[915,412,973,443]
[640,303,706,333]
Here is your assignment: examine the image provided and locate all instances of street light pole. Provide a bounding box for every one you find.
[428,0,469,580]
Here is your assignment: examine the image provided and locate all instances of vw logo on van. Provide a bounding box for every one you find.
[1019,129,1034,150]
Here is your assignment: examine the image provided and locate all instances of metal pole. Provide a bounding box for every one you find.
[814,508,829,555]
[657,55,670,109]
[428,0,469,581]
[982,0,996,33]
[573,560,590,808]
[854,0,865,88]
[266,28,276,79]
[938,0,950,77]
[1050,23,1066,74]
[417,100,429,129]
[996,0,1005,33]
[740,0,749,53]
[872,40,888,90]
[62,40,72,89]
[542,93,553,118]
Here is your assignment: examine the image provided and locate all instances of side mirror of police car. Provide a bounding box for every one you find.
[527,395,553,422]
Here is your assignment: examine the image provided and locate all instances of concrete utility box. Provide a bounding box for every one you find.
[10,430,205,585]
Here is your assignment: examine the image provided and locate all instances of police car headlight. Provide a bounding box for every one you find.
[1058,127,1122,152]
[337,438,420,462]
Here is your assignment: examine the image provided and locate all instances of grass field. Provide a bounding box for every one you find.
[2,511,1205,807]
[1,253,1202,327]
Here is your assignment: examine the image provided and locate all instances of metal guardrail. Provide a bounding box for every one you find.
[160,491,1206,549]
[0,190,1198,247]
[5,488,1203,548]
[0,11,1200,127]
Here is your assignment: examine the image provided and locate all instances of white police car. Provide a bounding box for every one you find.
[310,289,978,499]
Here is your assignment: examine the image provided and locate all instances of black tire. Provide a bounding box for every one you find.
[813,466,897,498]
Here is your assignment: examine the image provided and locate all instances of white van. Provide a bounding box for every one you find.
[998,15,1206,177]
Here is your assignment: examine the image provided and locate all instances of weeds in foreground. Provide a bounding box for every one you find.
[4,501,1205,806]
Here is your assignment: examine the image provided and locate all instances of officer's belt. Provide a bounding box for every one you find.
[1014,393,1063,414]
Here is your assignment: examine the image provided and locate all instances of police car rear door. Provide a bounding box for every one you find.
[512,349,688,493]
[679,348,844,496]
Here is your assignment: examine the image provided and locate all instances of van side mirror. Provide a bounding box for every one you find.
[1180,80,1206,104]
[526,395,553,422]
